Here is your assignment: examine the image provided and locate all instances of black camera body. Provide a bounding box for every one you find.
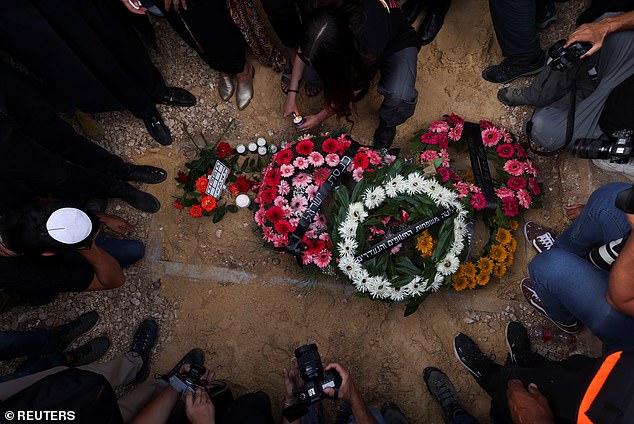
[168,364,206,394]
[282,344,342,422]
[547,39,592,71]
[573,129,634,164]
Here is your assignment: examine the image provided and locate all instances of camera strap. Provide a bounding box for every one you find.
[277,138,360,263]
[465,122,497,212]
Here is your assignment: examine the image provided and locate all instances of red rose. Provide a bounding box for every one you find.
[322,137,340,153]
[176,171,190,184]
[195,176,209,193]
[173,200,184,209]
[265,206,285,223]
[274,149,294,165]
[201,195,217,212]
[189,204,203,218]
[216,142,233,158]
[235,176,252,193]
[507,176,527,190]
[295,140,314,156]
[352,152,370,170]
[260,187,278,204]
[228,184,239,196]
[502,197,519,217]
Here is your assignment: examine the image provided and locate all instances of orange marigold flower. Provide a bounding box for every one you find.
[458,262,477,279]
[508,237,518,253]
[477,273,491,286]
[464,170,475,183]
[416,231,436,258]
[468,276,478,289]
[201,195,217,212]
[453,278,469,292]
[509,220,519,231]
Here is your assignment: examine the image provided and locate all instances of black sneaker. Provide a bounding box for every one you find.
[161,348,205,382]
[128,318,159,384]
[453,333,496,382]
[423,367,466,424]
[482,55,545,84]
[505,321,532,365]
[497,87,531,106]
[54,311,100,351]
[66,336,110,367]
[520,278,582,334]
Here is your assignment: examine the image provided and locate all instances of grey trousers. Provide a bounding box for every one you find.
[526,23,634,151]
[0,353,166,423]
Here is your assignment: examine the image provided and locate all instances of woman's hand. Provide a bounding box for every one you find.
[121,0,147,14]
[96,213,134,236]
[283,96,299,119]
[296,108,333,132]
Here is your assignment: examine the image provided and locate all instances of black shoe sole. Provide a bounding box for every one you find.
[482,65,544,84]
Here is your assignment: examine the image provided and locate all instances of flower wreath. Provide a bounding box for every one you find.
[174,137,263,222]
[254,131,394,273]
[330,159,469,314]
[412,114,542,291]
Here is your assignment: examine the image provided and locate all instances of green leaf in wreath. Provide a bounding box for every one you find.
[212,206,226,223]
[393,256,422,275]
[334,185,350,209]
[432,219,455,261]
[227,204,239,213]
[404,292,431,316]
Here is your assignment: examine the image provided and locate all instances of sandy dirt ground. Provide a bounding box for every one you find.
[1,0,628,422]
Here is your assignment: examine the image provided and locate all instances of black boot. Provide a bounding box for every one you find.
[401,0,426,23]
[373,119,396,150]
[418,0,451,45]
[119,183,161,213]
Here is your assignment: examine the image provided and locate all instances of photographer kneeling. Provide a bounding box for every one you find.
[497,8,634,179]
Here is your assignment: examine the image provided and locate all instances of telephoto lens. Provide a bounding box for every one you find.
[295,344,324,381]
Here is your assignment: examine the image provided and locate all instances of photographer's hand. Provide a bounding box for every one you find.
[324,363,377,424]
[185,388,215,424]
[507,380,555,424]
[121,0,147,14]
[566,10,634,57]
[607,213,634,316]
[94,212,134,236]
[281,359,303,424]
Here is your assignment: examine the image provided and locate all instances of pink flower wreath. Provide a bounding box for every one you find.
[254,132,394,272]
[414,114,542,218]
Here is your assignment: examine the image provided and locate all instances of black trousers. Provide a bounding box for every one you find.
[260,0,303,49]
[0,64,130,212]
[488,0,544,65]
[163,0,246,75]
[599,72,634,135]
[479,353,598,424]
[0,0,165,118]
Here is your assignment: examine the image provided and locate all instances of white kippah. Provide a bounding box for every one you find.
[45,208,93,245]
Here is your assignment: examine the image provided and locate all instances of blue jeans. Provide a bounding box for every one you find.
[0,330,65,383]
[528,183,634,350]
[300,404,387,424]
[95,236,144,267]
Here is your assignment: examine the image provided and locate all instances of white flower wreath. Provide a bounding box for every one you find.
[335,171,468,302]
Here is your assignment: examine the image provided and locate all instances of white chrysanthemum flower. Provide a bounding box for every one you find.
[338,257,361,275]
[407,277,429,295]
[390,285,407,302]
[351,268,371,291]
[406,173,425,195]
[363,186,386,210]
[338,219,358,239]
[437,255,460,275]
[347,202,368,223]
[425,180,443,202]
[369,276,390,299]
[384,175,406,198]
[338,237,358,256]
[430,279,443,292]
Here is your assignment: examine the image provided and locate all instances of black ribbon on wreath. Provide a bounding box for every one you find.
[276,138,360,264]
[464,122,497,214]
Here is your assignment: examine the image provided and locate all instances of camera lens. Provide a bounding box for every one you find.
[572,138,612,160]
[184,364,206,386]
[295,344,324,381]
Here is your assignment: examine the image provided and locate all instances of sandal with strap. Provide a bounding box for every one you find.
[281,65,302,95]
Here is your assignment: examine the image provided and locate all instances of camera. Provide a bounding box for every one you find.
[282,344,342,422]
[168,364,206,394]
[572,129,634,164]
[547,39,592,71]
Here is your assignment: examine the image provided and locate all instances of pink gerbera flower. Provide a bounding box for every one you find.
[325,153,340,167]
[420,150,440,162]
[306,184,319,199]
[292,172,312,187]
[448,123,463,141]
[502,197,519,217]
[437,167,451,182]
[482,128,502,147]
[430,121,449,133]
[524,160,538,176]
[503,159,525,176]
[528,177,541,195]
[308,151,324,167]
[507,176,527,190]
[293,156,309,170]
[314,249,332,268]
[517,189,532,209]
[352,167,364,182]
[470,193,487,210]
[496,143,515,159]
[278,180,290,196]
[280,164,295,178]
[273,196,286,207]
[313,168,331,186]
[495,187,515,199]
[291,195,307,212]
